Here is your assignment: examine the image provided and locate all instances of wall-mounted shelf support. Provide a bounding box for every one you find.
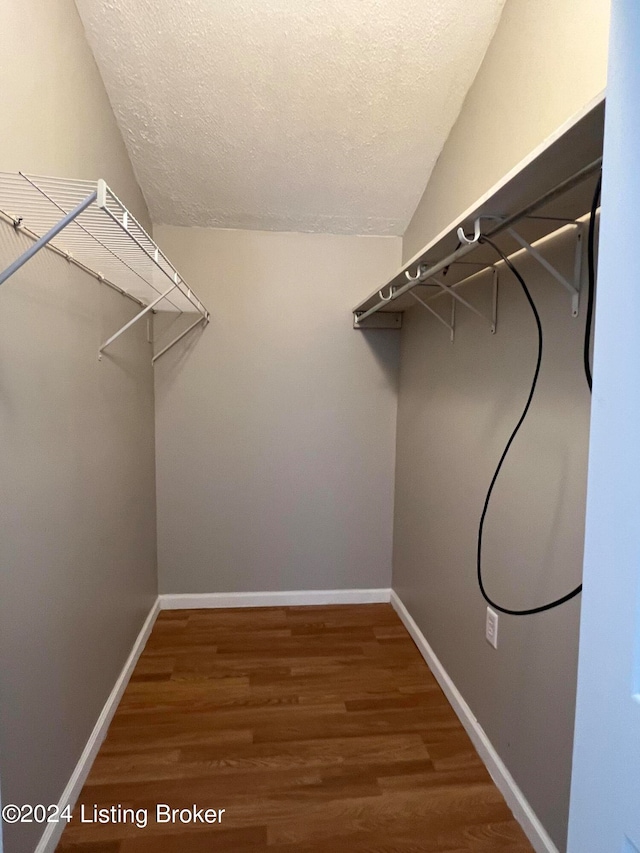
[507,225,584,317]
[99,279,179,358]
[411,290,456,342]
[428,272,497,334]
[410,265,498,340]
[152,315,208,364]
[352,311,402,329]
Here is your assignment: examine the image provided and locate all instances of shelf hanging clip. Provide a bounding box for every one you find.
[405,263,430,283]
[457,217,483,246]
[378,284,397,302]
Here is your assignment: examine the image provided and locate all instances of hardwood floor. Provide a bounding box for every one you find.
[56,604,534,852]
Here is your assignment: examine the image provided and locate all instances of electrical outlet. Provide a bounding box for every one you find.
[486,607,499,649]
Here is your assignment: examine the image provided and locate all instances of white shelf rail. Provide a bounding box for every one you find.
[0,172,210,361]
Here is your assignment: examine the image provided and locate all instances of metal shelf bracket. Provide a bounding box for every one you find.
[98,278,180,359]
[428,272,497,334]
[152,315,209,364]
[507,224,584,317]
[411,290,456,343]
[353,311,402,329]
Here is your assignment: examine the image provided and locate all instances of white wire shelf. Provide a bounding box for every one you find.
[0,172,208,317]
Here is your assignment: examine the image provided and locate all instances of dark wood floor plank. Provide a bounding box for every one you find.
[56,604,533,852]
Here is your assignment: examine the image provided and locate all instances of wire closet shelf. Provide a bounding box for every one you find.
[0,172,210,360]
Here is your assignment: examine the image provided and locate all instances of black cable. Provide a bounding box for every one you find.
[475,176,600,615]
[584,174,601,391]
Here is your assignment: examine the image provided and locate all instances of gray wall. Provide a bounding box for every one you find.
[0,3,157,852]
[394,1,609,849]
[404,0,610,263]
[1,1,149,227]
[153,226,401,595]
[394,233,591,849]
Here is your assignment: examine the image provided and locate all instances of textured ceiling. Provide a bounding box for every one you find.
[75,0,505,234]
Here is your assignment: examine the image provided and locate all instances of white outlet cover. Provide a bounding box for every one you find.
[486,606,499,649]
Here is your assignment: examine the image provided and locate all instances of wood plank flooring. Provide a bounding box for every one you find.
[56,604,534,852]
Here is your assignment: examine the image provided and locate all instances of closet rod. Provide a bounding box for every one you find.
[355,156,602,325]
[0,191,96,287]
[0,210,146,308]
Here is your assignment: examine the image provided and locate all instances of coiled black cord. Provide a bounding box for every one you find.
[476,175,601,616]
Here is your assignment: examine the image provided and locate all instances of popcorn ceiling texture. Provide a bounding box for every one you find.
[74,0,505,234]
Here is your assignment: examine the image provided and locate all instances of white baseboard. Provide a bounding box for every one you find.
[35,598,161,853]
[159,588,392,610]
[390,590,559,853]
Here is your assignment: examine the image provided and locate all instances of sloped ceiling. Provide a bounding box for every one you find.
[75,0,505,234]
